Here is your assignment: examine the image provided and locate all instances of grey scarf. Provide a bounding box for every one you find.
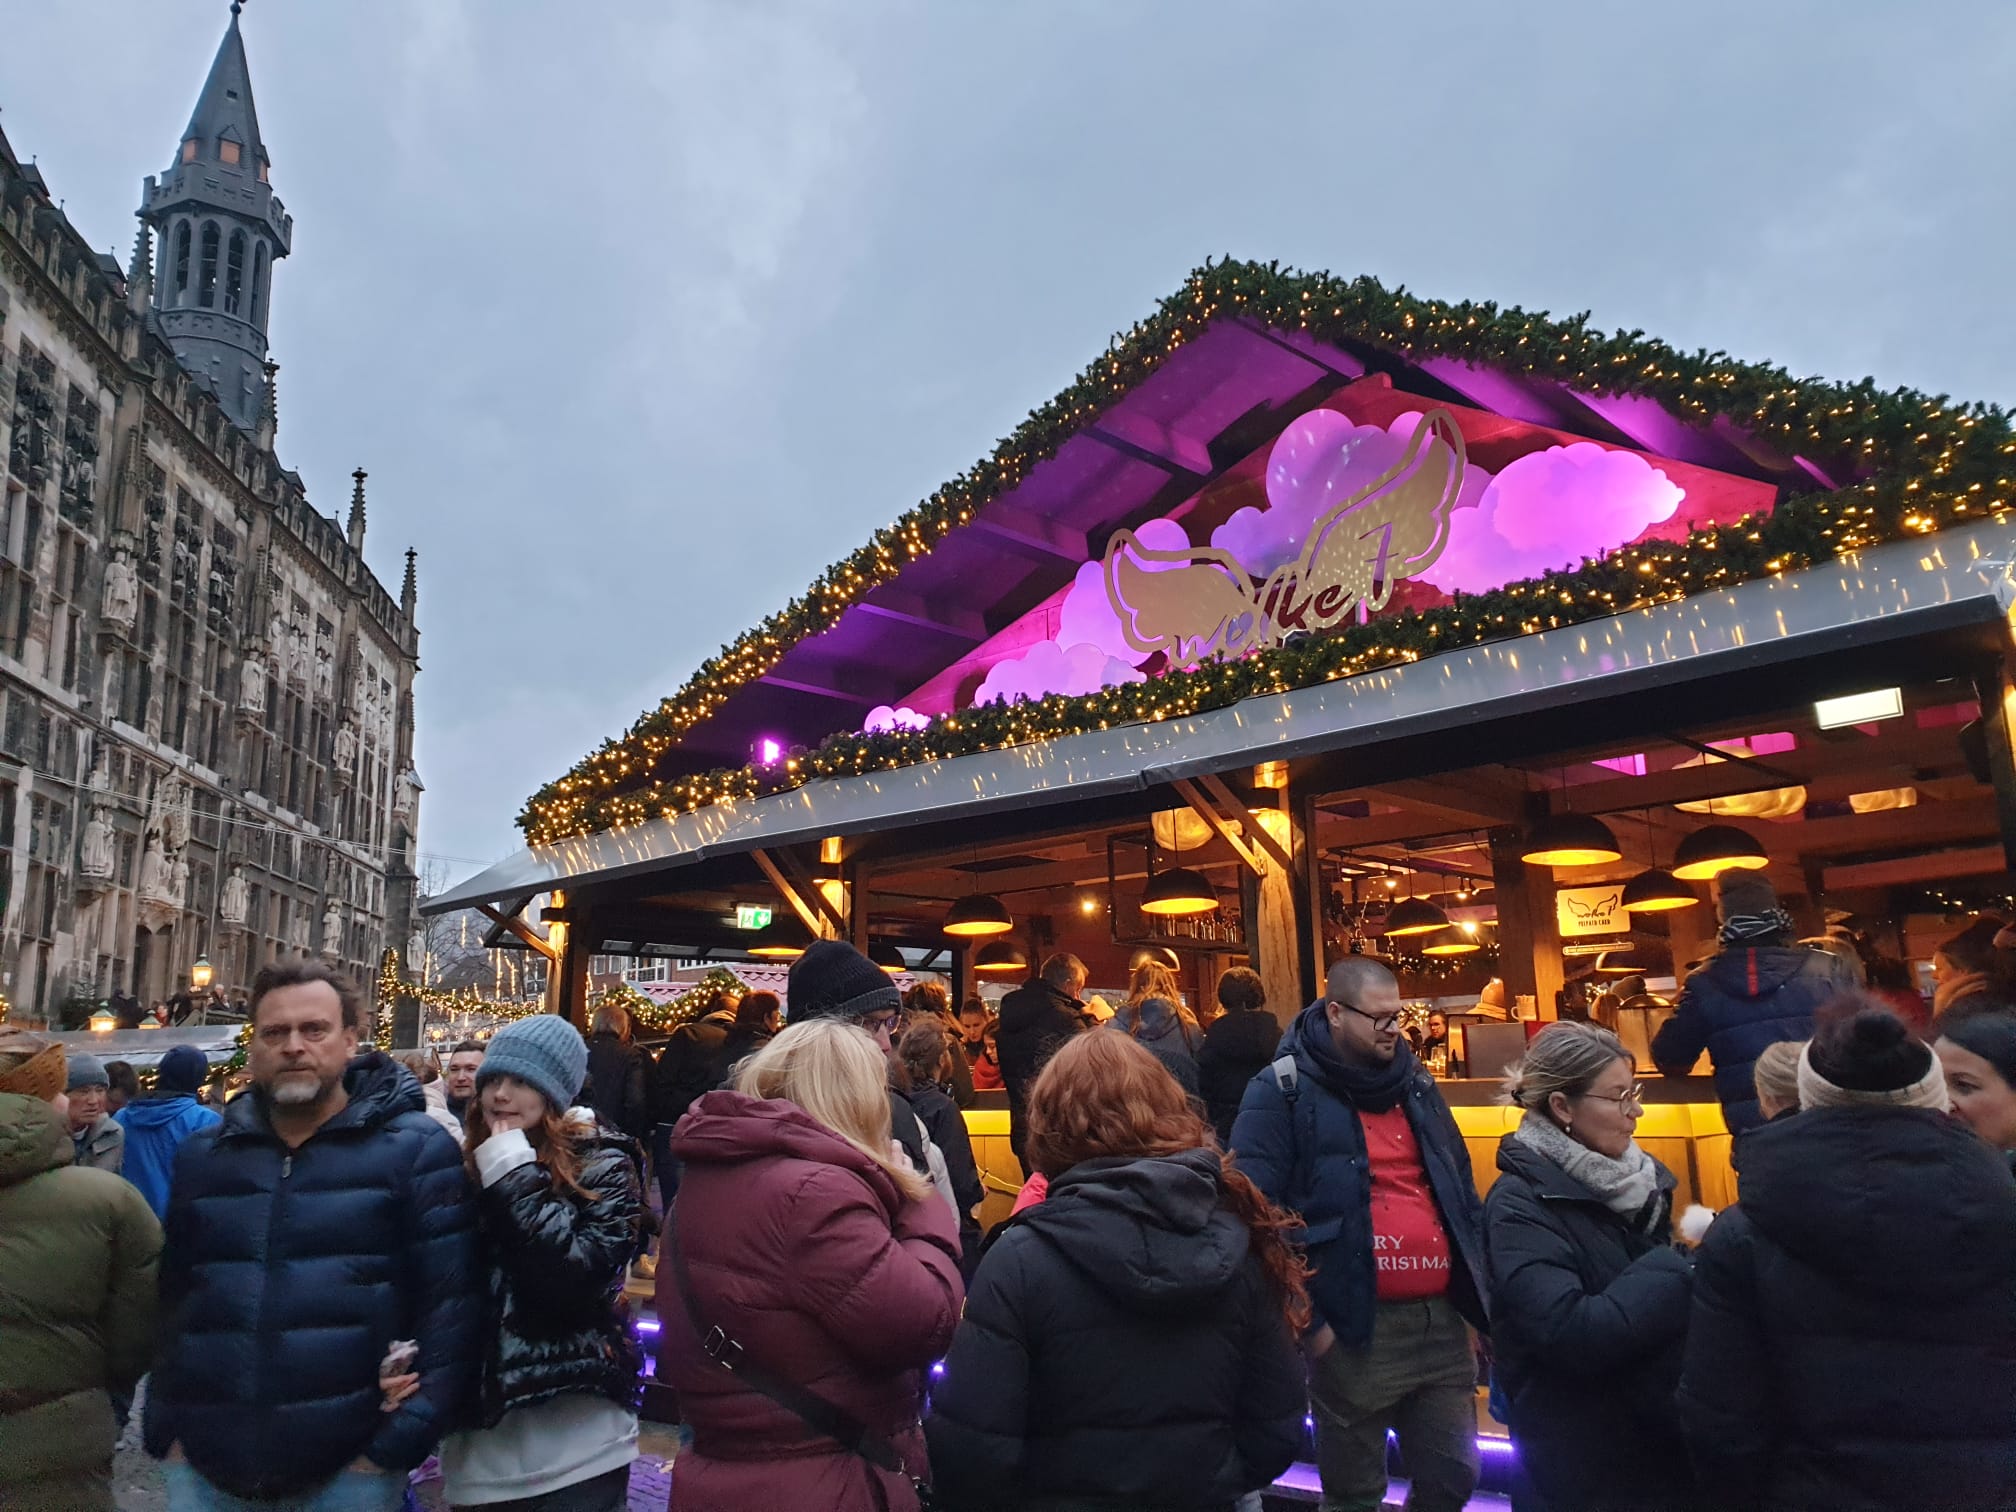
[1511,1110,1666,1236]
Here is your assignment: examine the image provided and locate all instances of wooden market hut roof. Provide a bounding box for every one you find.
[510,259,2014,857]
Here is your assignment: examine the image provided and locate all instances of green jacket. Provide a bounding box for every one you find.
[0,1091,161,1490]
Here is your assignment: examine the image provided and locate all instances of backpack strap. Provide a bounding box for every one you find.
[1270,1053,1300,1105]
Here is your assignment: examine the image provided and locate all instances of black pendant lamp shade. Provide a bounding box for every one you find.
[1140,866,1218,916]
[1620,868,1699,913]
[1385,896,1453,937]
[943,892,1014,937]
[867,940,907,972]
[973,939,1029,974]
[748,914,814,959]
[1671,824,1769,882]
[1521,812,1623,868]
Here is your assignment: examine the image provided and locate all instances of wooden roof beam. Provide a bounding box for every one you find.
[970,504,1088,562]
[854,590,988,642]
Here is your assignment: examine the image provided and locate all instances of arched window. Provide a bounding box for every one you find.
[170,221,192,306]
[197,222,220,307]
[249,243,268,326]
[224,231,246,316]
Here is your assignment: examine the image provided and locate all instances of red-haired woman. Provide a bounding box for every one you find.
[925,1033,1306,1510]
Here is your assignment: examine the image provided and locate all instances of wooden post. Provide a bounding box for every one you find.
[542,912,596,1030]
[1974,665,2016,869]
[1252,801,1303,1029]
[1292,787,1324,1009]
[1490,828,1565,1020]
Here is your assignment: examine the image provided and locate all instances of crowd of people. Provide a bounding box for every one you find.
[4,900,2015,1512]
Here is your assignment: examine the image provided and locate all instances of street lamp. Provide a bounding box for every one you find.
[88,1006,118,1034]
[190,956,215,993]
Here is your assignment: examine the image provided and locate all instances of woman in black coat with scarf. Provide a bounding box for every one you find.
[427,1016,647,1512]
[1483,1022,1699,1512]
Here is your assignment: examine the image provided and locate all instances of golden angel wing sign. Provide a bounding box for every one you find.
[1103,535,1262,667]
[1263,410,1467,637]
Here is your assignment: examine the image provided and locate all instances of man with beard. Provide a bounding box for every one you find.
[146,961,479,1512]
[1231,956,1489,1512]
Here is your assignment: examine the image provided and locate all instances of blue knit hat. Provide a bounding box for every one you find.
[475,1016,588,1113]
[157,1045,209,1096]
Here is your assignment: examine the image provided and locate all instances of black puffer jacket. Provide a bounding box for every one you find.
[1484,1133,1696,1512]
[1679,1107,2016,1511]
[925,1149,1304,1510]
[467,1115,646,1427]
[146,1053,479,1500]
[1197,1008,1281,1144]
[1651,945,1851,1130]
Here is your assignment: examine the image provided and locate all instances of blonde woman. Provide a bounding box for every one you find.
[657,1020,962,1512]
[1103,958,1201,1095]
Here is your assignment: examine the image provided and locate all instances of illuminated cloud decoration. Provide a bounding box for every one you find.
[1420,441,1684,596]
[863,705,931,734]
[1213,411,1491,577]
[896,412,1685,717]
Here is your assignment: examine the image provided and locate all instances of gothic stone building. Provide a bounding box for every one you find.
[0,10,420,1022]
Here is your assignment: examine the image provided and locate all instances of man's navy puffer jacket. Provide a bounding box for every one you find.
[146,1052,480,1499]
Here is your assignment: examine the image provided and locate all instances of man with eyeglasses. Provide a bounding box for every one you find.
[1231,956,1488,1512]
[784,940,954,1204]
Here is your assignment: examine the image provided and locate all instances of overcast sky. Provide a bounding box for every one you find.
[7,1,2014,887]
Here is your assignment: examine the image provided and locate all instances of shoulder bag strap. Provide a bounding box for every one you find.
[662,1217,908,1477]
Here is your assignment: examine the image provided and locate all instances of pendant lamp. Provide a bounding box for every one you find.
[1421,936,1482,956]
[867,940,907,972]
[1620,868,1698,913]
[748,914,814,959]
[1670,824,1769,882]
[973,939,1029,974]
[1595,946,1647,975]
[1140,866,1218,916]
[943,892,1014,937]
[1385,896,1453,937]
[1521,812,1623,869]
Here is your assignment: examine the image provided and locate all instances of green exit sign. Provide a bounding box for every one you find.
[735,904,774,931]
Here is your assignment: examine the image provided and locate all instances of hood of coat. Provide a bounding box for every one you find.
[672,1087,905,1215]
[1735,1106,2016,1300]
[0,1090,72,1187]
[1111,997,1190,1046]
[218,1049,424,1141]
[1017,1148,1249,1314]
[118,1092,207,1131]
[1698,944,1831,999]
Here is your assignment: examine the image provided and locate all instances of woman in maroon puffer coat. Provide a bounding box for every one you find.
[657,1018,964,1511]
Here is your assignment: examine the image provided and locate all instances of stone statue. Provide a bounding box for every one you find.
[79,807,115,880]
[153,776,192,853]
[288,624,309,682]
[239,648,267,716]
[393,767,421,824]
[219,866,249,928]
[137,834,170,902]
[289,910,310,954]
[167,852,189,909]
[332,721,357,773]
[101,548,138,633]
[313,646,335,701]
[321,899,345,959]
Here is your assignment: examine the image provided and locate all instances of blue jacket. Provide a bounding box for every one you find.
[1229,1001,1488,1347]
[1652,945,1853,1131]
[145,1052,480,1499]
[115,1094,219,1220]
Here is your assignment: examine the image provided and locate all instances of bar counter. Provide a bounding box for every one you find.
[960,1075,1734,1228]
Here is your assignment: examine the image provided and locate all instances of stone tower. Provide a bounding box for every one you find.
[139,2,293,430]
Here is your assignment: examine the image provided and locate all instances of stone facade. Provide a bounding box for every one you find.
[0,14,419,1022]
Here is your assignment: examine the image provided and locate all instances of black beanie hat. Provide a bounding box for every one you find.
[787,940,901,1023]
[156,1044,210,1096]
[1807,1005,1934,1093]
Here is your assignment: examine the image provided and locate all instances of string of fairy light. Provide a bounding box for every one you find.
[520,257,2015,846]
[373,953,750,1040]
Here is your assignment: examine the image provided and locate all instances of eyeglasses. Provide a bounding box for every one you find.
[1579,1084,1646,1109]
[856,1010,900,1036]
[1333,999,1401,1032]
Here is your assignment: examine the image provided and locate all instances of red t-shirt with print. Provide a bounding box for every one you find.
[1361,1104,1452,1300]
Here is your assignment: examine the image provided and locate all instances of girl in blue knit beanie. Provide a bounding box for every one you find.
[410,1015,646,1512]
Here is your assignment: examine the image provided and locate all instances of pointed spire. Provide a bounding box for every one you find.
[400,548,418,618]
[127,216,153,293]
[347,468,368,553]
[183,3,267,173]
